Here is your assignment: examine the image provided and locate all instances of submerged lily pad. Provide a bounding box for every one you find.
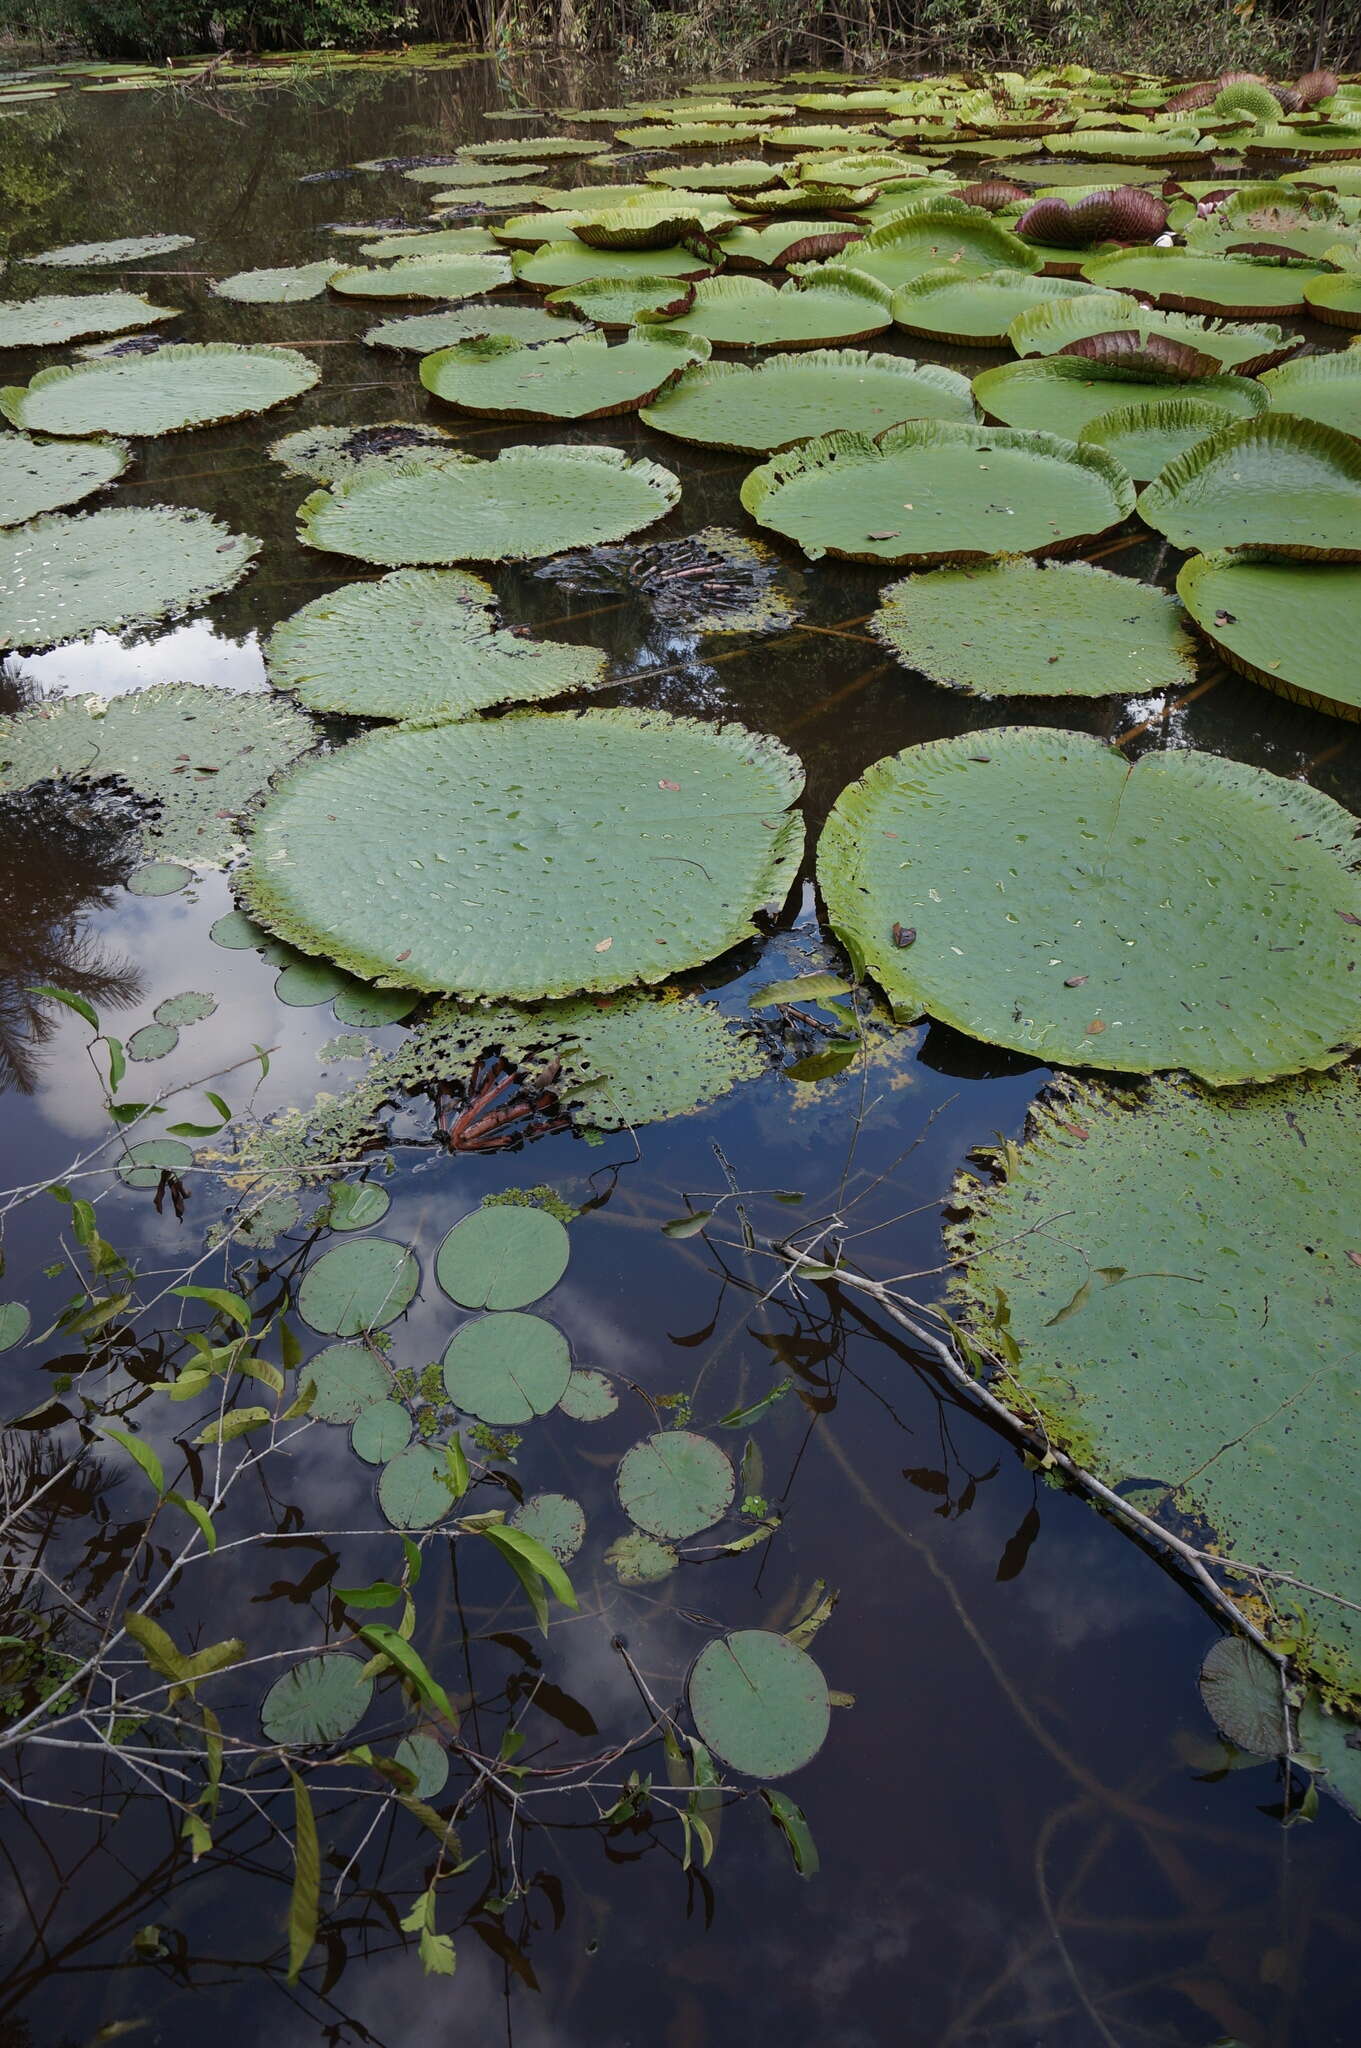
[617,1431,734,1540]
[973,355,1266,437]
[239,709,802,999]
[0,291,176,349]
[268,420,458,483]
[0,433,129,525]
[267,567,606,727]
[1137,415,1361,559]
[301,1342,391,1421]
[0,1304,30,1354]
[606,1530,678,1584]
[211,261,337,302]
[818,727,1361,1082]
[645,270,895,350]
[365,303,583,354]
[688,1629,830,1778]
[328,252,512,299]
[393,1731,448,1798]
[0,344,319,439]
[0,507,258,653]
[442,1311,571,1424]
[420,327,707,421]
[1177,550,1361,718]
[740,420,1134,565]
[0,680,310,861]
[296,445,681,567]
[1200,1637,1291,1756]
[948,1067,1361,1701]
[435,1206,570,1310]
[261,1654,371,1746]
[117,1138,193,1189]
[639,347,974,452]
[871,558,1194,697]
[298,1239,419,1337]
[22,233,193,267]
[511,1492,586,1563]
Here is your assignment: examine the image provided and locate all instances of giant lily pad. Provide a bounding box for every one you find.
[615,123,766,148]
[617,1431,734,1539]
[739,420,1134,565]
[297,1238,419,1336]
[871,558,1194,697]
[573,206,737,250]
[713,220,866,271]
[1304,271,1361,328]
[1137,415,1361,559]
[1079,396,1261,482]
[641,270,894,350]
[639,346,974,452]
[648,158,783,192]
[403,159,550,184]
[267,567,606,725]
[1044,128,1209,162]
[1259,351,1361,438]
[817,726,1361,1081]
[261,1655,371,1746]
[22,233,193,266]
[947,1066,1361,1700]
[435,1206,570,1310]
[327,252,512,299]
[688,1630,830,1778]
[512,240,717,290]
[296,444,681,567]
[364,303,580,352]
[1006,291,1299,373]
[1177,549,1361,718]
[973,355,1266,437]
[891,268,1102,346]
[420,327,707,421]
[358,226,503,259]
[268,420,458,484]
[0,512,258,654]
[0,291,176,349]
[833,209,1040,290]
[0,344,319,438]
[239,709,802,999]
[211,261,337,302]
[0,433,128,525]
[544,276,698,327]
[1081,245,1328,315]
[442,1311,571,1423]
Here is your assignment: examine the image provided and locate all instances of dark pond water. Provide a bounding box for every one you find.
[2,51,1361,2048]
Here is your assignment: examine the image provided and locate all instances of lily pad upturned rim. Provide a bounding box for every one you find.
[1257,350,1361,435]
[639,346,976,453]
[0,342,321,439]
[739,417,1136,566]
[638,268,897,351]
[1077,395,1262,482]
[418,326,709,422]
[1176,547,1361,719]
[1136,412,1361,560]
[971,354,1269,438]
[1004,290,1300,375]
[889,265,1103,345]
[1080,243,1328,317]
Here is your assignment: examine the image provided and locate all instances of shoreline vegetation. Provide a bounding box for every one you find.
[0,1,1355,81]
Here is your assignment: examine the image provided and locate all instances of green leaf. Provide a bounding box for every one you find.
[285,1769,319,1986]
[194,1406,271,1447]
[109,1102,156,1127]
[444,1435,470,1500]
[27,984,98,1031]
[356,1623,456,1726]
[760,1788,820,1876]
[102,1035,126,1094]
[99,1423,165,1498]
[172,1284,251,1330]
[662,1210,714,1238]
[165,1491,217,1550]
[717,1381,792,1428]
[478,1524,578,1637]
[335,1580,403,1609]
[123,1610,189,1682]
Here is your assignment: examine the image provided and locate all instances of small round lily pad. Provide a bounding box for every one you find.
[333,984,421,1028]
[616,1431,734,1540]
[687,1629,830,1778]
[262,1653,372,1746]
[275,958,351,1008]
[441,1312,572,1425]
[606,1530,678,1584]
[154,990,216,1026]
[117,1138,192,1189]
[1200,1636,1289,1755]
[0,431,129,527]
[559,1369,618,1421]
[511,1492,586,1563]
[127,1021,178,1062]
[298,1240,419,1337]
[128,862,191,896]
[301,1343,392,1422]
[351,1400,414,1464]
[435,1207,570,1311]
[326,1183,391,1231]
[378,1443,456,1529]
[394,1730,449,1798]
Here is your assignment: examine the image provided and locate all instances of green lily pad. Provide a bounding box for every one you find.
[0,432,129,526]
[512,240,718,290]
[1177,549,1361,718]
[22,233,193,266]
[649,158,783,191]
[545,276,697,327]
[740,420,1134,565]
[1137,415,1361,559]
[573,207,737,251]
[1304,271,1361,328]
[358,227,502,261]
[210,909,269,949]
[442,1311,572,1424]
[421,327,706,421]
[644,270,895,350]
[1200,1638,1290,1756]
[0,344,319,439]
[558,1369,618,1421]
[461,136,598,159]
[275,957,350,1007]
[640,346,974,453]
[128,861,191,896]
[261,1654,371,1746]
[712,220,866,271]
[833,209,1039,290]
[127,1021,177,1062]
[239,709,802,999]
[0,509,259,653]
[0,1303,31,1352]
[117,1138,193,1189]
[1081,245,1328,315]
[394,1731,449,1798]
[296,444,681,567]
[211,261,336,302]
[333,985,420,1027]
[606,1531,678,1584]
[351,1400,413,1464]
[615,123,766,149]
[616,1430,734,1540]
[891,268,1102,346]
[326,1182,392,1230]
[1080,394,1261,482]
[0,680,310,862]
[1044,128,1209,162]
[948,1066,1361,1701]
[871,558,1194,697]
[267,566,607,726]
[1006,291,1298,373]
[328,252,513,299]
[428,183,559,209]
[818,726,1361,1082]
[403,159,551,184]
[688,1629,830,1778]
[973,356,1266,438]
[0,291,176,349]
[364,303,581,352]
[300,1343,392,1420]
[436,1207,570,1310]
[298,1239,419,1337]
[1258,351,1361,439]
[154,990,216,1026]
[268,421,459,484]
[511,1491,586,1563]
[378,1443,459,1529]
